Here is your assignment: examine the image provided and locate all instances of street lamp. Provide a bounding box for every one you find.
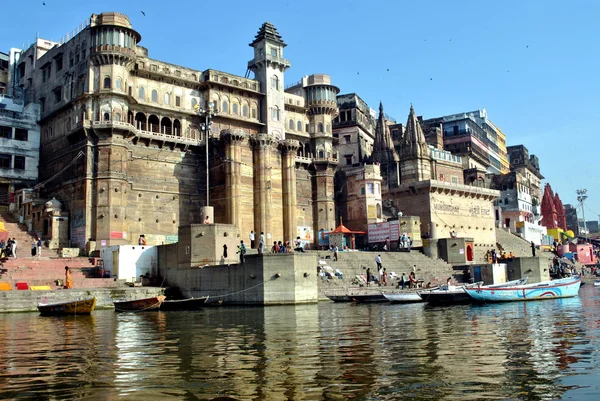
[196,101,219,206]
[576,188,588,242]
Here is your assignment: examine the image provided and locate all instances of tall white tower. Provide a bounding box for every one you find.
[248,22,290,140]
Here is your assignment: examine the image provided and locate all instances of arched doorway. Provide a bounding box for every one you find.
[148,115,159,133]
[128,111,134,125]
[135,112,146,131]
[173,119,181,136]
[466,244,474,262]
[161,117,172,135]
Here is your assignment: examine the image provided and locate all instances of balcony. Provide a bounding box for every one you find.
[90,120,199,146]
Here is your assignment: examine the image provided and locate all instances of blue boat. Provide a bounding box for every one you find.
[464,276,581,303]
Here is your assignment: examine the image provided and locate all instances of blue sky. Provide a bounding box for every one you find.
[2,0,599,221]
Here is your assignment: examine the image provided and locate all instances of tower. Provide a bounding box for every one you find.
[373,102,400,189]
[247,22,289,140]
[303,74,339,236]
[541,184,558,229]
[399,105,431,184]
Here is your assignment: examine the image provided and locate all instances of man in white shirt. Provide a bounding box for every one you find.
[12,238,18,258]
[259,232,265,254]
[375,254,382,270]
[249,231,255,249]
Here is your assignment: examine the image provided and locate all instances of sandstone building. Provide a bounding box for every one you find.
[12,13,340,249]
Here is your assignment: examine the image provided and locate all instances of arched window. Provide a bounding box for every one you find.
[103,77,111,89]
[271,106,279,121]
[222,101,229,113]
[376,203,382,218]
[318,150,324,158]
[81,41,87,58]
[361,187,365,195]
[297,121,302,132]
[116,78,122,89]
[103,112,110,121]
[151,89,158,103]
[242,105,248,117]
[326,124,330,133]
[289,119,294,130]
[271,75,279,90]
[191,98,198,109]
[318,123,324,133]
[114,113,121,121]
[164,93,170,105]
[232,103,238,115]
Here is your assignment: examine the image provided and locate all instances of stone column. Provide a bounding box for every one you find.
[252,134,275,240]
[313,159,338,238]
[280,139,299,244]
[221,129,247,230]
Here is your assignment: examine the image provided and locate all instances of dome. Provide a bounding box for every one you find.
[44,197,62,212]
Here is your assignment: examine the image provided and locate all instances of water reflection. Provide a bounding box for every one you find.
[0,286,599,400]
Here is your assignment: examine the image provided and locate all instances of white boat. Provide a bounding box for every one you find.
[383,292,423,303]
[594,280,600,287]
[418,278,528,305]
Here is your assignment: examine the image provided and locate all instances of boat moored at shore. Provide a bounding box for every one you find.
[464,276,581,302]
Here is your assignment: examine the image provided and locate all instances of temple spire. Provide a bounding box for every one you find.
[373,102,400,188]
[399,104,431,183]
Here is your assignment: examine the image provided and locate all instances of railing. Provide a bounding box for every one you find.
[90,120,198,144]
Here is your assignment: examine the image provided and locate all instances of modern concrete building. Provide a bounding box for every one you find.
[0,51,9,95]
[564,203,578,235]
[422,108,510,175]
[0,91,41,211]
[10,12,341,251]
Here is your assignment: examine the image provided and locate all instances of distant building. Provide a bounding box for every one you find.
[0,51,9,95]
[421,108,510,175]
[0,90,41,209]
[586,221,599,234]
[564,204,578,234]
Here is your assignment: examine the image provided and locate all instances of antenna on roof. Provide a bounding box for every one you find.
[244,68,250,79]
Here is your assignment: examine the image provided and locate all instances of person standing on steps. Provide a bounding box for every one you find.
[64,266,73,289]
[259,232,265,255]
[12,238,17,258]
[31,240,37,257]
[37,237,42,257]
[249,231,255,249]
[237,240,246,264]
[531,241,536,257]
[366,267,372,287]
[375,254,382,271]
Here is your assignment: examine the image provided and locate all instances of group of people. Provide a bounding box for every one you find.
[0,238,18,258]
[484,249,515,263]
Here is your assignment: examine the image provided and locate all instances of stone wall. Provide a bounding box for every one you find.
[159,253,318,305]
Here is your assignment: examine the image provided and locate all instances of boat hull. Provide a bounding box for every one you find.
[465,277,581,302]
[38,298,96,316]
[114,295,166,312]
[160,296,209,311]
[418,290,471,305]
[383,292,423,303]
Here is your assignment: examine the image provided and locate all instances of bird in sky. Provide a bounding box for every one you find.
[43,1,46,5]
[526,45,529,48]
[430,78,433,81]
[386,68,389,71]
[141,11,146,16]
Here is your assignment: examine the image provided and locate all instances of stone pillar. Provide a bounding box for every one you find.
[280,139,299,243]
[313,159,338,239]
[221,129,247,230]
[252,134,275,240]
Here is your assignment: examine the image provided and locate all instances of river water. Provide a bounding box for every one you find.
[1,285,599,401]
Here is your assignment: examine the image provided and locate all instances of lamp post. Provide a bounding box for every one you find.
[576,188,588,242]
[196,101,218,207]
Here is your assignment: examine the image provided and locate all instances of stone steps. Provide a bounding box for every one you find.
[1,213,59,257]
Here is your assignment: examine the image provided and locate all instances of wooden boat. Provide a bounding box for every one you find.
[464,276,581,303]
[383,291,424,303]
[418,279,528,305]
[324,289,388,303]
[160,296,209,311]
[113,295,166,312]
[38,298,96,316]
